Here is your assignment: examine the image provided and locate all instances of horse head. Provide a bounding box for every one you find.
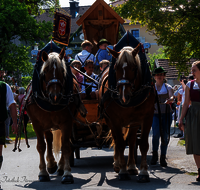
[108,44,141,105]
[40,48,67,105]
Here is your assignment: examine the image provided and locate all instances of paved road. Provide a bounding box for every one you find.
[0,128,199,190]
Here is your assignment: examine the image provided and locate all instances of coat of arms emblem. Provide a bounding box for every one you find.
[59,20,66,36]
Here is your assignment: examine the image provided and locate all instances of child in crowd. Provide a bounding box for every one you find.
[177,77,188,140]
[95,39,112,73]
[81,60,98,100]
[99,60,110,71]
[70,60,83,89]
[95,60,110,100]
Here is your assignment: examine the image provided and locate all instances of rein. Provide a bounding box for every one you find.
[70,65,118,95]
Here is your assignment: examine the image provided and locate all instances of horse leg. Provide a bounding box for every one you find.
[138,122,152,183]
[110,121,129,180]
[127,126,139,175]
[60,121,74,184]
[57,154,64,176]
[44,130,57,174]
[35,129,50,182]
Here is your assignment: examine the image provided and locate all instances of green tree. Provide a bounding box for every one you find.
[148,47,168,71]
[0,0,55,82]
[112,0,200,74]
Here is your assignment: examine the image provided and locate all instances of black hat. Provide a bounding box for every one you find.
[153,67,167,76]
[97,39,111,48]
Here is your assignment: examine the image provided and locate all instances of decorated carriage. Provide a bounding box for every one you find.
[14,0,156,184]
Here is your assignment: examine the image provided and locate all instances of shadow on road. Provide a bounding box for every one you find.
[13,154,187,190]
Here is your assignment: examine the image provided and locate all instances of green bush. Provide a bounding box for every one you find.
[21,76,32,88]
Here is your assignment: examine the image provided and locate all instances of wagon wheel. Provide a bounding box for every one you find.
[75,148,80,159]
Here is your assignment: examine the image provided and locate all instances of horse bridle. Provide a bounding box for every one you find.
[40,69,65,104]
[116,64,138,92]
[46,78,63,92]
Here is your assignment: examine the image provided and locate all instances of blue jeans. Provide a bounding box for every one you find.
[152,113,172,155]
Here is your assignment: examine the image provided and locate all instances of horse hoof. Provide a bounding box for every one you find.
[113,166,120,173]
[57,169,64,176]
[38,175,50,182]
[119,173,131,181]
[47,164,58,174]
[61,175,74,184]
[128,169,138,175]
[137,175,150,183]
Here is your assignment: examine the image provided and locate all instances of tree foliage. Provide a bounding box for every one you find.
[112,0,200,74]
[148,47,169,70]
[0,0,55,80]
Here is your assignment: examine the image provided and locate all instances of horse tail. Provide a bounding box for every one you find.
[122,126,129,141]
[106,130,114,147]
[52,129,62,159]
[106,126,130,148]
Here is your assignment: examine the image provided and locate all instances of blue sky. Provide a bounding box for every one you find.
[59,0,110,7]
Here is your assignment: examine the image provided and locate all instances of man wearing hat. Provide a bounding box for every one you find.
[151,67,174,167]
[94,39,112,73]
[75,40,96,72]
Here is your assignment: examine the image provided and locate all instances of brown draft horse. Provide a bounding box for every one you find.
[98,44,155,182]
[26,48,86,184]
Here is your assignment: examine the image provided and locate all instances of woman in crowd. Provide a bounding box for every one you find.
[18,87,29,134]
[151,67,174,167]
[179,61,200,182]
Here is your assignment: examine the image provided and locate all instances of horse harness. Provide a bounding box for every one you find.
[98,71,154,124]
[40,69,65,105]
[116,64,138,94]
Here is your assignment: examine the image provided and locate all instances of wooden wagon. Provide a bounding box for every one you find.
[76,0,124,54]
[70,99,111,166]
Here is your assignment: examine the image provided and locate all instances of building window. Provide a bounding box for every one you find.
[131,29,139,38]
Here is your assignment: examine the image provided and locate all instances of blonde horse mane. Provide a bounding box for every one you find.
[40,52,67,77]
[116,46,142,75]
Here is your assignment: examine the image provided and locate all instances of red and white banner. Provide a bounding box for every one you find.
[53,11,71,46]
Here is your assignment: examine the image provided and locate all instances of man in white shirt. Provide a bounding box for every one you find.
[0,81,18,171]
[75,40,96,72]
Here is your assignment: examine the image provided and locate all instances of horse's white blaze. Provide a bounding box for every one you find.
[122,62,127,103]
[53,63,57,96]
[53,63,56,78]
[122,62,127,77]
